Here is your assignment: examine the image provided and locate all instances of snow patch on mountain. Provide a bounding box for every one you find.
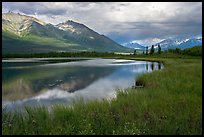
[122,41,146,49]
[123,37,202,51]
[155,37,202,50]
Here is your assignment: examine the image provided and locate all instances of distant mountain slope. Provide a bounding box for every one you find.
[122,42,146,50]
[156,39,178,50]
[122,37,202,52]
[56,20,129,52]
[2,12,132,54]
[155,38,202,50]
[178,38,202,49]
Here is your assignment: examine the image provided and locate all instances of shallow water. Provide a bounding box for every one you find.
[2,58,163,111]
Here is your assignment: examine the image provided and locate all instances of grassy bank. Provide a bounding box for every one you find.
[2,56,202,135]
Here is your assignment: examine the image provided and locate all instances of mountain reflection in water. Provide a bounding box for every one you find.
[2,58,163,111]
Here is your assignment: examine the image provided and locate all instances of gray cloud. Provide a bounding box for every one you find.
[3,2,68,15]
[2,2,202,44]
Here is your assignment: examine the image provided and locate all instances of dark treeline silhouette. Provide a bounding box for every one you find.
[146,45,201,56]
[2,51,120,58]
[146,46,148,55]
[165,46,202,56]
[158,44,161,54]
[134,49,137,55]
[3,46,201,58]
[150,45,155,54]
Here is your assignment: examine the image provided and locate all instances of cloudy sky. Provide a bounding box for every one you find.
[2,2,202,46]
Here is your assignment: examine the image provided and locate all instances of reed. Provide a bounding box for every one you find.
[2,56,202,135]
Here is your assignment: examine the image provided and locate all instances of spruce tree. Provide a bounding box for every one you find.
[158,44,161,54]
[150,45,154,54]
[134,49,136,55]
[146,46,148,55]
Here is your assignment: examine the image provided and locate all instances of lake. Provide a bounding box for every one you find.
[2,58,163,111]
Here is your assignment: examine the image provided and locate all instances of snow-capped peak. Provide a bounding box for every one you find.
[155,37,202,50]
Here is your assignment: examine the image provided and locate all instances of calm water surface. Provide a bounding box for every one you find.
[2,58,163,111]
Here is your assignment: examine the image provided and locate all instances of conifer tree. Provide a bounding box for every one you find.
[146,46,148,55]
[150,45,154,54]
[134,49,136,55]
[158,44,161,54]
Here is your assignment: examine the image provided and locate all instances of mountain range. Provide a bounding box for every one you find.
[2,12,132,54]
[122,42,145,50]
[122,37,202,51]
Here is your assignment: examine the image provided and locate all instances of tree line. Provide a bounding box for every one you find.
[133,45,201,56]
[2,51,119,58]
[166,46,202,56]
[134,44,161,55]
[3,45,201,58]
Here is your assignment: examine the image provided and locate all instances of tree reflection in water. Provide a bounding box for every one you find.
[2,59,164,111]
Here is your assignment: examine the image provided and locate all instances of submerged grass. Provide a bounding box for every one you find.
[2,57,202,135]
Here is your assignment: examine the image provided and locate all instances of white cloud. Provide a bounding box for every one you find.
[134,38,164,46]
[2,2,202,44]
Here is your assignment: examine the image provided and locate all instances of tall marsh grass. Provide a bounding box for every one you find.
[2,57,202,135]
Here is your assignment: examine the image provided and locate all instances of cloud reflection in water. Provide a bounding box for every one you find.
[2,58,163,111]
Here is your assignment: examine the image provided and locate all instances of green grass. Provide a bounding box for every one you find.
[2,56,202,135]
[2,30,88,54]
